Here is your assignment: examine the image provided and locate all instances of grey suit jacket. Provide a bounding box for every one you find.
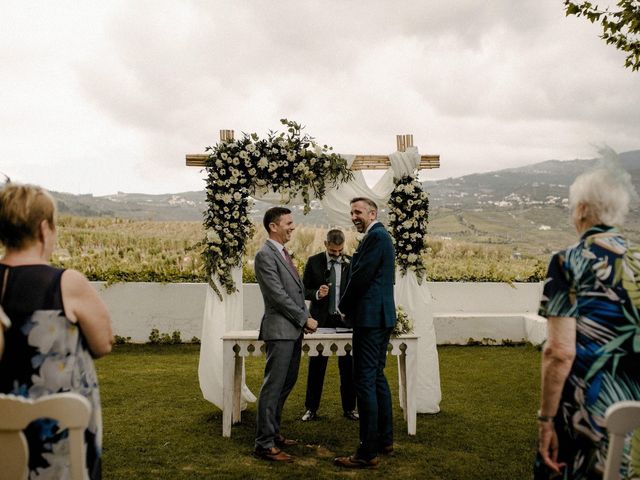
[255,241,309,341]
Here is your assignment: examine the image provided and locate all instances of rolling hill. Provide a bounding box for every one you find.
[49,150,640,255]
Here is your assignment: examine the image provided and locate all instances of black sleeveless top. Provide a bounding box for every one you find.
[0,264,103,479]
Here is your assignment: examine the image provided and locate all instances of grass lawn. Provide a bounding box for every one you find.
[98,344,541,479]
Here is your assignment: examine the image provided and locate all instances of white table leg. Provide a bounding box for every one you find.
[405,339,417,435]
[222,340,235,437]
[399,350,408,421]
[232,355,242,424]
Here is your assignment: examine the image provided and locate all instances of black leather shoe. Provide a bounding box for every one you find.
[380,444,395,456]
[343,410,359,421]
[301,409,317,421]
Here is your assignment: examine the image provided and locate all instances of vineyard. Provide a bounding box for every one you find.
[36,216,548,283]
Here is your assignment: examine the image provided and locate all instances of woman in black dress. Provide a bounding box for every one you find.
[0,183,113,479]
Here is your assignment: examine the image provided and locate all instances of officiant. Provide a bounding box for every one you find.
[300,229,358,422]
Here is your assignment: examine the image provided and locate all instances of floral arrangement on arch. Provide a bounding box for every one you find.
[388,174,429,283]
[392,305,414,337]
[203,119,353,299]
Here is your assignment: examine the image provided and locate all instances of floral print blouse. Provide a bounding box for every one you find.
[535,225,640,480]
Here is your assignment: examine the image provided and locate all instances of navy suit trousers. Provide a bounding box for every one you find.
[352,326,394,459]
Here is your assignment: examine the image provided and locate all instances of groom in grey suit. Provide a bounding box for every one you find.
[253,206,318,462]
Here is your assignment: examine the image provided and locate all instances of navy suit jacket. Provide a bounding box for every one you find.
[339,222,396,328]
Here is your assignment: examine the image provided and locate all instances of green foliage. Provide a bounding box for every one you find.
[148,328,183,345]
[52,216,207,283]
[113,335,131,345]
[565,0,640,71]
[49,216,546,284]
[241,263,256,283]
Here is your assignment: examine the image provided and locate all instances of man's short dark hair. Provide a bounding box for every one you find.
[326,229,345,245]
[263,206,292,232]
[350,197,378,211]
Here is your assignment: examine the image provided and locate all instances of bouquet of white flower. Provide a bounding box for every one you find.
[389,175,429,283]
[202,119,353,299]
[392,305,414,337]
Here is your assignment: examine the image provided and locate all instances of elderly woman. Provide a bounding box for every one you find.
[0,183,113,479]
[535,161,640,479]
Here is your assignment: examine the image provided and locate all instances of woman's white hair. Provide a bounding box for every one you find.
[569,146,637,226]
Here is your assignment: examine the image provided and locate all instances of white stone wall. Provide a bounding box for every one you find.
[93,282,547,345]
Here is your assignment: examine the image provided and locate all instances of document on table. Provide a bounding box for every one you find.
[315,327,353,334]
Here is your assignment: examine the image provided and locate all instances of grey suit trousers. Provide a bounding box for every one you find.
[255,336,302,449]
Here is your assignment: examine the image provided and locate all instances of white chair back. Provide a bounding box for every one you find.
[0,393,92,480]
[603,400,640,480]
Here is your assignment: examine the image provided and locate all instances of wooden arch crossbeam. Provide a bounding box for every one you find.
[186,131,440,171]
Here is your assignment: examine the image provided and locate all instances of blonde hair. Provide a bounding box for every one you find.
[0,183,57,249]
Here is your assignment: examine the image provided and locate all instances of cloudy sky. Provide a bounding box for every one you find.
[1,0,638,195]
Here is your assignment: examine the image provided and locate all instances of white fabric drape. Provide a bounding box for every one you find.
[197,267,255,409]
[395,269,441,413]
[198,145,441,414]
[319,155,395,226]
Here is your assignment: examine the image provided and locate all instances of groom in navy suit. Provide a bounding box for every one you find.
[334,197,396,469]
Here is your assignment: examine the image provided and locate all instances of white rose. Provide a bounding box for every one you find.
[206,230,221,244]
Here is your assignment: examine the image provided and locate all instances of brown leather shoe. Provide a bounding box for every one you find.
[275,434,299,448]
[333,454,380,468]
[380,444,395,456]
[253,446,293,462]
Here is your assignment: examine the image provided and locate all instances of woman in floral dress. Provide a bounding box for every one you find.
[0,183,113,479]
[535,158,640,479]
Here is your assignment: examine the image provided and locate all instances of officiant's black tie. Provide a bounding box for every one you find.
[328,260,338,315]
